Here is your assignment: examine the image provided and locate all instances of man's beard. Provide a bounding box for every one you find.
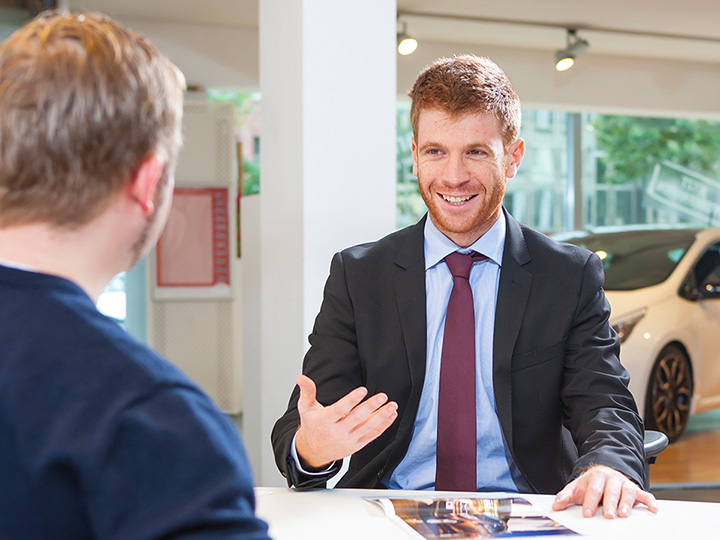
[417,170,506,242]
[128,212,155,269]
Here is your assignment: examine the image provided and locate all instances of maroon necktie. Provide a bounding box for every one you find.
[435,251,485,492]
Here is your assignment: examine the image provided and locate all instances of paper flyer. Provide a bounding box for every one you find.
[368,496,578,538]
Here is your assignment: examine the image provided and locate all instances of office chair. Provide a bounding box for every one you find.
[644,430,669,465]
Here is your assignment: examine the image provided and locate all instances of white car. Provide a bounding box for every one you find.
[558,226,720,442]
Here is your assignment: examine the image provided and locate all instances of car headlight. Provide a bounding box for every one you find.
[611,309,647,344]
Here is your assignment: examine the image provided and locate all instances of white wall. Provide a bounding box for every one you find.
[111,17,259,91]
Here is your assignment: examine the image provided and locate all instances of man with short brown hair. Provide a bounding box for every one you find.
[0,11,270,539]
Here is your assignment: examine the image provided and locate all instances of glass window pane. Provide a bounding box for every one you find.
[583,114,720,228]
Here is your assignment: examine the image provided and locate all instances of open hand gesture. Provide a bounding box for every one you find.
[294,375,399,470]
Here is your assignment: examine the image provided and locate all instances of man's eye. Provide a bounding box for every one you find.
[468,149,486,156]
[426,149,442,155]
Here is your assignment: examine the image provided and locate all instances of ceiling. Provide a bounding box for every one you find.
[66,0,258,28]
[67,0,720,64]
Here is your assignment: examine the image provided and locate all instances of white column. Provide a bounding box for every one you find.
[244,0,397,486]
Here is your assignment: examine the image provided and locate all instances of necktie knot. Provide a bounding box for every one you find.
[444,251,485,279]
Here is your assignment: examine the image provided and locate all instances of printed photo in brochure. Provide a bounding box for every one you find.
[368,496,578,538]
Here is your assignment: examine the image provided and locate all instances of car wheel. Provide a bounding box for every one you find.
[644,344,693,443]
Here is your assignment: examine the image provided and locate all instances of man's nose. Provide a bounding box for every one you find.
[443,156,469,187]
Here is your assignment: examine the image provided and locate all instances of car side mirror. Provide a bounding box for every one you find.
[679,283,700,301]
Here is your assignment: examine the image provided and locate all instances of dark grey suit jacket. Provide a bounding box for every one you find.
[272,210,647,493]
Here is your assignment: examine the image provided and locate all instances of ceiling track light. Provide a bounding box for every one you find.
[397,19,418,56]
[555,29,589,71]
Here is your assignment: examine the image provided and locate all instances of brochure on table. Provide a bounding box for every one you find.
[368,496,578,538]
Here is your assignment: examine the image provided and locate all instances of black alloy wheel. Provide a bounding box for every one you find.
[644,344,693,443]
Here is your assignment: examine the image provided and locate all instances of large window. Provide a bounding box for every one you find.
[396,103,720,234]
[584,115,720,229]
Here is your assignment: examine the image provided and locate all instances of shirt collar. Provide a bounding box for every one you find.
[0,258,36,272]
[424,210,506,271]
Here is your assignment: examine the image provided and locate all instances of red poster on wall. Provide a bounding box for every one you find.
[155,187,232,299]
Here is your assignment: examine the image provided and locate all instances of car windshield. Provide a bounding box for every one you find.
[559,229,700,290]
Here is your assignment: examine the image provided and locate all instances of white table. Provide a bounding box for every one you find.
[255,487,720,539]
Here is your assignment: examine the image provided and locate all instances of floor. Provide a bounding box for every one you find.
[649,409,720,502]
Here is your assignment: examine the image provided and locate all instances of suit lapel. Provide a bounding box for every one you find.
[389,217,428,461]
[394,216,428,399]
[493,210,532,451]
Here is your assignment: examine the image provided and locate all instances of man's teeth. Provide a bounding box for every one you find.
[441,194,472,205]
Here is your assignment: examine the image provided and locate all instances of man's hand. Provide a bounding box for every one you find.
[552,465,658,519]
[294,375,399,470]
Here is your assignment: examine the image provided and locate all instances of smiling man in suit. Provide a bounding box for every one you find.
[272,54,657,520]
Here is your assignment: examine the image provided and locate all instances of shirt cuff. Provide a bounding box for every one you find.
[290,432,337,475]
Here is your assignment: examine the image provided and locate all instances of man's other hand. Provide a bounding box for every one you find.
[552,465,659,519]
[294,375,399,470]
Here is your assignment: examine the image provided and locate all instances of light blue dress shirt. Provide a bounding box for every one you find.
[386,212,529,492]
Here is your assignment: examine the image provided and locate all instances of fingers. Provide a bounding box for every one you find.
[298,374,371,423]
[551,482,577,511]
[328,385,370,420]
[553,466,659,520]
[339,390,389,427]
[635,487,658,514]
[331,388,398,447]
[354,401,399,447]
[616,484,658,517]
[596,474,622,519]
[616,484,636,518]
[296,374,318,413]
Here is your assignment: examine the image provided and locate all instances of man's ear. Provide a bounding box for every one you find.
[129,154,164,215]
[505,138,525,179]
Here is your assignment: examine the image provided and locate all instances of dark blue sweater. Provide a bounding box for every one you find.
[0,264,270,539]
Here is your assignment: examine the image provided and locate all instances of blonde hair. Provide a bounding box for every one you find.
[408,54,521,149]
[0,11,186,227]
